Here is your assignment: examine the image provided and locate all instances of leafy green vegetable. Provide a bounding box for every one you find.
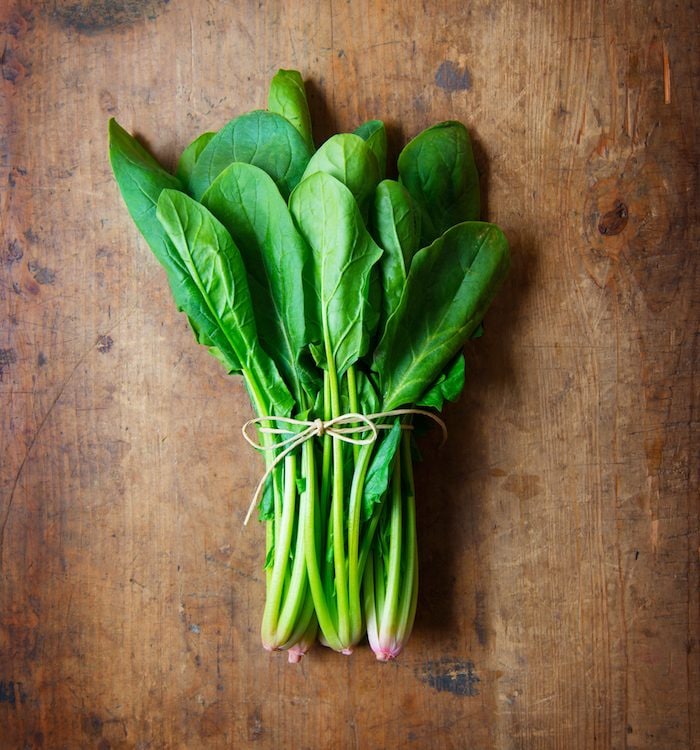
[109,68,509,664]
[374,221,509,410]
[416,353,466,410]
[108,120,235,361]
[300,133,380,217]
[202,162,320,402]
[156,189,295,418]
[268,69,315,153]
[108,118,183,266]
[289,172,382,377]
[177,131,216,187]
[354,120,387,180]
[398,121,480,245]
[371,179,421,328]
[361,421,402,521]
[189,110,313,200]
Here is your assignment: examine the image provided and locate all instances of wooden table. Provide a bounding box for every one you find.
[2,2,698,748]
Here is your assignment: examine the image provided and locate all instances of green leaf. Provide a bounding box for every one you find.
[189,110,313,200]
[156,189,295,417]
[264,541,275,568]
[289,172,383,376]
[202,162,320,402]
[356,368,380,414]
[374,222,509,410]
[362,421,402,521]
[398,121,480,245]
[108,118,183,267]
[176,131,215,188]
[416,353,466,410]
[372,179,421,330]
[300,133,380,217]
[354,120,387,180]
[268,69,315,152]
[260,477,275,521]
[108,119,225,352]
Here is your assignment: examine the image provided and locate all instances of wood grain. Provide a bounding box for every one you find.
[1,1,698,748]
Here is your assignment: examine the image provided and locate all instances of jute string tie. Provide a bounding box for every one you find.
[241,409,447,525]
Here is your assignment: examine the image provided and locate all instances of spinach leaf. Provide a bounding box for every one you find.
[374,221,509,410]
[356,368,380,414]
[108,118,183,265]
[289,172,382,376]
[201,162,320,402]
[371,179,421,330]
[361,421,402,521]
[398,121,480,245]
[300,133,380,217]
[108,119,221,350]
[416,353,466,410]
[156,189,295,417]
[189,110,313,201]
[354,120,387,181]
[176,131,215,188]
[268,69,315,153]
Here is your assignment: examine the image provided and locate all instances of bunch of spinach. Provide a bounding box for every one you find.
[109,69,509,662]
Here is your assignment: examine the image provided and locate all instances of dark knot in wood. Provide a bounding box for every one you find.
[598,201,629,236]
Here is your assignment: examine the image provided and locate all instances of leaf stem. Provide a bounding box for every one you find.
[260,454,297,648]
[346,365,360,462]
[380,446,403,637]
[301,439,341,650]
[325,345,350,649]
[395,432,418,644]
[347,441,374,643]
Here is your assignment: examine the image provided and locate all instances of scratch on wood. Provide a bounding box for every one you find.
[0,326,115,568]
[662,40,671,104]
[474,590,488,646]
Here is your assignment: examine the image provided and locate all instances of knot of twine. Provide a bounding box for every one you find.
[241,409,447,525]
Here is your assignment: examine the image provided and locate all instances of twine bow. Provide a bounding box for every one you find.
[241,409,447,525]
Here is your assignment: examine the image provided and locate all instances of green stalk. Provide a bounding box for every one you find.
[247,362,315,653]
[374,541,387,625]
[357,510,382,581]
[276,464,313,642]
[283,595,318,663]
[265,521,274,590]
[243,370,284,646]
[346,365,360,462]
[260,454,297,649]
[324,337,350,651]
[320,372,334,600]
[320,372,332,515]
[364,432,418,660]
[301,439,342,651]
[363,548,379,652]
[365,532,387,658]
[347,441,374,642]
[380,449,403,635]
[395,433,418,644]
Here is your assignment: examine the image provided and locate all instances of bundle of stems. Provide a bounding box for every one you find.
[109,69,509,661]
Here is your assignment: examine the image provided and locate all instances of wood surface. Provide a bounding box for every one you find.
[1,1,698,748]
